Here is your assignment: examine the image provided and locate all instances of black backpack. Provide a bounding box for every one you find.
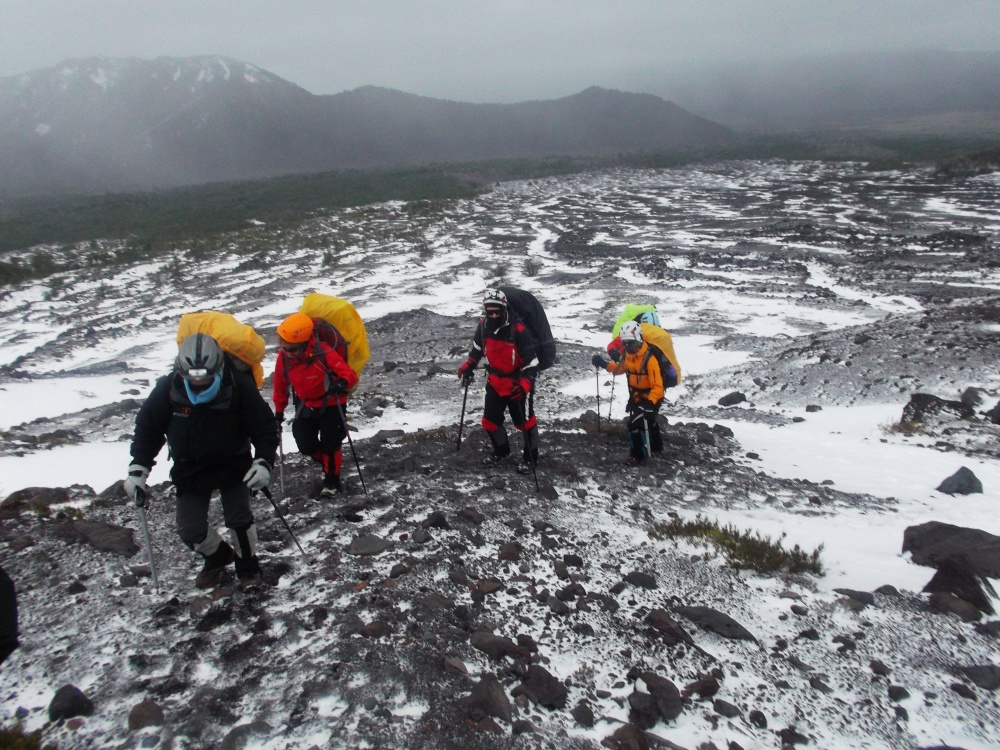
[498,286,557,371]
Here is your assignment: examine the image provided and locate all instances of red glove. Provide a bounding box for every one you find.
[457,360,475,383]
[510,378,532,402]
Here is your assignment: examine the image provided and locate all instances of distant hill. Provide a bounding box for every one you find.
[0,56,735,197]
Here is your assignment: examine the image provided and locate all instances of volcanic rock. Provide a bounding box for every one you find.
[511,665,568,709]
[48,684,94,722]
[676,606,758,643]
[936,467,983,495]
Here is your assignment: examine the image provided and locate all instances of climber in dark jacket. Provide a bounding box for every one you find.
[125,333,279,589]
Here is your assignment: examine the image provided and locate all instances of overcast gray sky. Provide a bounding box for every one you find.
[1,0,998,102]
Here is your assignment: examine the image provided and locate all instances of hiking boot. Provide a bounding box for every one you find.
[623,456,643,467]
[320,473,342,497]
[195,541,235,589]
[234,554,263,589]
[482,453,509,467]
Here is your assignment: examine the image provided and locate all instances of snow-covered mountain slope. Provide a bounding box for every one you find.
[1,160,999,749]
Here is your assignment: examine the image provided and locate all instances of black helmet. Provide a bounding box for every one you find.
[176,333,225,382]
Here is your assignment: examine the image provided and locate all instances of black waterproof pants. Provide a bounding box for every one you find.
[483,384,539,464]
[627,403,663,460]
[176,483,254,551]
[293,403,347,474]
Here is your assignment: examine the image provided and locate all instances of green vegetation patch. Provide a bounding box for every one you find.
[880,419,927,437]
[0,167,483,254]
[0,724,58,750]
[649,514,824,576]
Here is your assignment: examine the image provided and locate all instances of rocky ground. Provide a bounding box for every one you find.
[1,404,998,750]
[1,161,999,749]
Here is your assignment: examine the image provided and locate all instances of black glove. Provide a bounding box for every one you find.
[592,354,608,369]
[635,399,655,416]
[608,348,621,363]
[275,411,284,426]
[328,378,349,394]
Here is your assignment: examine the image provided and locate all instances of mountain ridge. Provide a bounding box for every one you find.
[0,56,735,198]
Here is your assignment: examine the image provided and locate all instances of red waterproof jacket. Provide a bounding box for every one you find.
[273,338,358,414]
[464,317,539,398]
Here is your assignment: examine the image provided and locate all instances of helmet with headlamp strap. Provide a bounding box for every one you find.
[176,333,225,382]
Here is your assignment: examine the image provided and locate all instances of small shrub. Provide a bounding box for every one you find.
[234,253,269,273]
[649,514,823,576]
[880,419,925,436]
[523,257,543,277]
[485,262,507,285]
[0,723,59,749]
[416,241,435,261]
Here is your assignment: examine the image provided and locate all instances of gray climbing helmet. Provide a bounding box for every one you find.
[175,333,225,382]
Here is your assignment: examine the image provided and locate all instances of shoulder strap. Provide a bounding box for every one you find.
[640,347,654,373]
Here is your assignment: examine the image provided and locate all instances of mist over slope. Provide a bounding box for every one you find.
[661,49,1000,132]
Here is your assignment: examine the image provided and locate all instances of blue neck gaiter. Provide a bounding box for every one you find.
[184,373,222,405]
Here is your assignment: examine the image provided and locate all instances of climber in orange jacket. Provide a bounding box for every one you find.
[592,321,664,466]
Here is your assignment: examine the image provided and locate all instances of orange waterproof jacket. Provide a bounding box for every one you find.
[603,341,664,405]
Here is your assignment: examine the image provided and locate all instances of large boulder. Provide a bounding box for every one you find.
[48,684,94,722]
[511,665,568,709]
[0,486,93,518]
[985,399,1000,424]
[936,467,983,496]
[903,522,1000,578]
[675,605,758,643]
[465,676,512,724]
[901,393,974,426]
[49,519,139,557]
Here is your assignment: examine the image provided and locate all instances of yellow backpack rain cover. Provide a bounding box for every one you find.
[177,312,266,387]
[639,322,682,384]
[299,293,370,377]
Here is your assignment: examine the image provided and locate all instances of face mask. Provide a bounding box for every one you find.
[484,307,506,332]
[184,373,222,404]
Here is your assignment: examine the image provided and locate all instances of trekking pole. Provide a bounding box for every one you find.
[524,434,541,492]
[608,376,615,423]
[456,379,470,451]
[595,367,602,433]
[335,399,368,495]
[278,435,286,497]
[260,487,312,565]
[134,487,160,593]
